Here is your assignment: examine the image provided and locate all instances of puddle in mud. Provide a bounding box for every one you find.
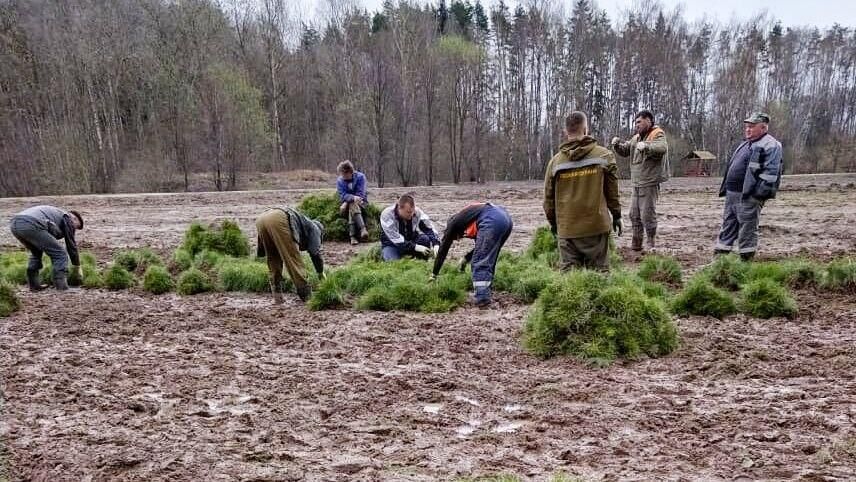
[204,395,256,415]
[422,403,443,414]
[493,421,524,433]
[455,395,480,407]
[455,420,483,438]
[222,297,270,309]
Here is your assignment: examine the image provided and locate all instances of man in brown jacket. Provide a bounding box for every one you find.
[544,111,622,271]
[611,110,669,251]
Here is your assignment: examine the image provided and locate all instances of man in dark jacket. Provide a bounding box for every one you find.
[256,208,325,303]
[714,112,783,260]
[544,111,622,271]
[431,203,513,308]
[9,205,84,291]
[336,160,369,245]
[379,195,440,261]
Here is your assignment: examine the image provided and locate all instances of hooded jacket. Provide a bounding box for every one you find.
[544,136,621,239]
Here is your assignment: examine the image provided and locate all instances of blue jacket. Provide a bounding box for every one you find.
[719,133,783,200]
[336,171,368,204]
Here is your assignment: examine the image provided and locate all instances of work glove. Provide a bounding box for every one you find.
[610,137,620,147]
[68,265,82,287]
[636,141,647,152]
[414,244,430,256]
[339,201,348,213]
[612,216,623,236]
[432,244,440,256]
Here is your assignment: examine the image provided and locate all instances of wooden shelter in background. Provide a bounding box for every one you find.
[682,150,717,176]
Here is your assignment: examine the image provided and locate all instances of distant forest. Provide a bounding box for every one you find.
[1,0,854,196]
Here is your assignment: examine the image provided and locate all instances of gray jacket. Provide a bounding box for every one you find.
[718,133,783,200]
[14,205,80,265]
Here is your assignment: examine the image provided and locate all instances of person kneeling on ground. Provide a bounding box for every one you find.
[336,160,369,245]
[379,194,440,261]
[256,207,325,303]
[9,205,84,291]
[430,202,513,308]
[544,111,622,271]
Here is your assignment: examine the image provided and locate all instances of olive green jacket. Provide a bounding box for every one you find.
[543,136,621,239]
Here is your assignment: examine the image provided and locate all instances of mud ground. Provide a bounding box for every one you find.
[1,174,855,481]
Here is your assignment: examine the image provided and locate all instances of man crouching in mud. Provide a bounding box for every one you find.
[256,207,325,303]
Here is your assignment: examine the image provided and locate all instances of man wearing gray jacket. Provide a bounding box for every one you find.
[611,110,670,251]
[714,112,783,261]
[9,205,84,291]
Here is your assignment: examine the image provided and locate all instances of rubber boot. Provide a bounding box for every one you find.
[27,269,47,292]
[631,226,644,251]
[53,274,69,291]
[296,283,312,302]
[714,249,731,256]
[270,276,284,304]
[645,228,657,251]
[740,252,755,262]
[352,212,369,242]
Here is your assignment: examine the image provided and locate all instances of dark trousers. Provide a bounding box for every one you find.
[9,216,69,275]
[715,191,764,254]
[558,233,609,271]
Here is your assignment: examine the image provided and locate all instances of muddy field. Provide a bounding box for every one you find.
[1,174,855,481]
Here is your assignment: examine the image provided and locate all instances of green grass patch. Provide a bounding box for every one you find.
[671,275,737,319]
[171,248,193,272]
[638,254,682,287]
[0,281,21,317]
[0,251,29,285]
[181,220,250,257]
[143,265,174,294]
[702,254,748,290]
[740,278,798,319]
[113,248,163,273]
[218,258,271,293]
[309,258,469,312]
[177,267,215,295]
[820,258,856,292]
[494,252,561,302]
[522,270,678,363]
[103,264,134,290]
[81,264,103,288]
[297,192,382,242]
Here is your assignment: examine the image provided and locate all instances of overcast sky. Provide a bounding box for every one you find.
[308,0,856,28]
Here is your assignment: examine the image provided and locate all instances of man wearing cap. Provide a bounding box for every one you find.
[714,112,783,261]
[9,205,84,291]
[611,110,670,251]
[256,207,325,303]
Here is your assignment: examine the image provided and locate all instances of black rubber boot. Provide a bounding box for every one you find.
[53,274,69,291]
[740,252,755,262]
[296,284,312,302]
[27,269,47,292]
[631,226,644,251]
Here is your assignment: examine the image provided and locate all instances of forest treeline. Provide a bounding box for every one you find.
[1,0,854,196]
